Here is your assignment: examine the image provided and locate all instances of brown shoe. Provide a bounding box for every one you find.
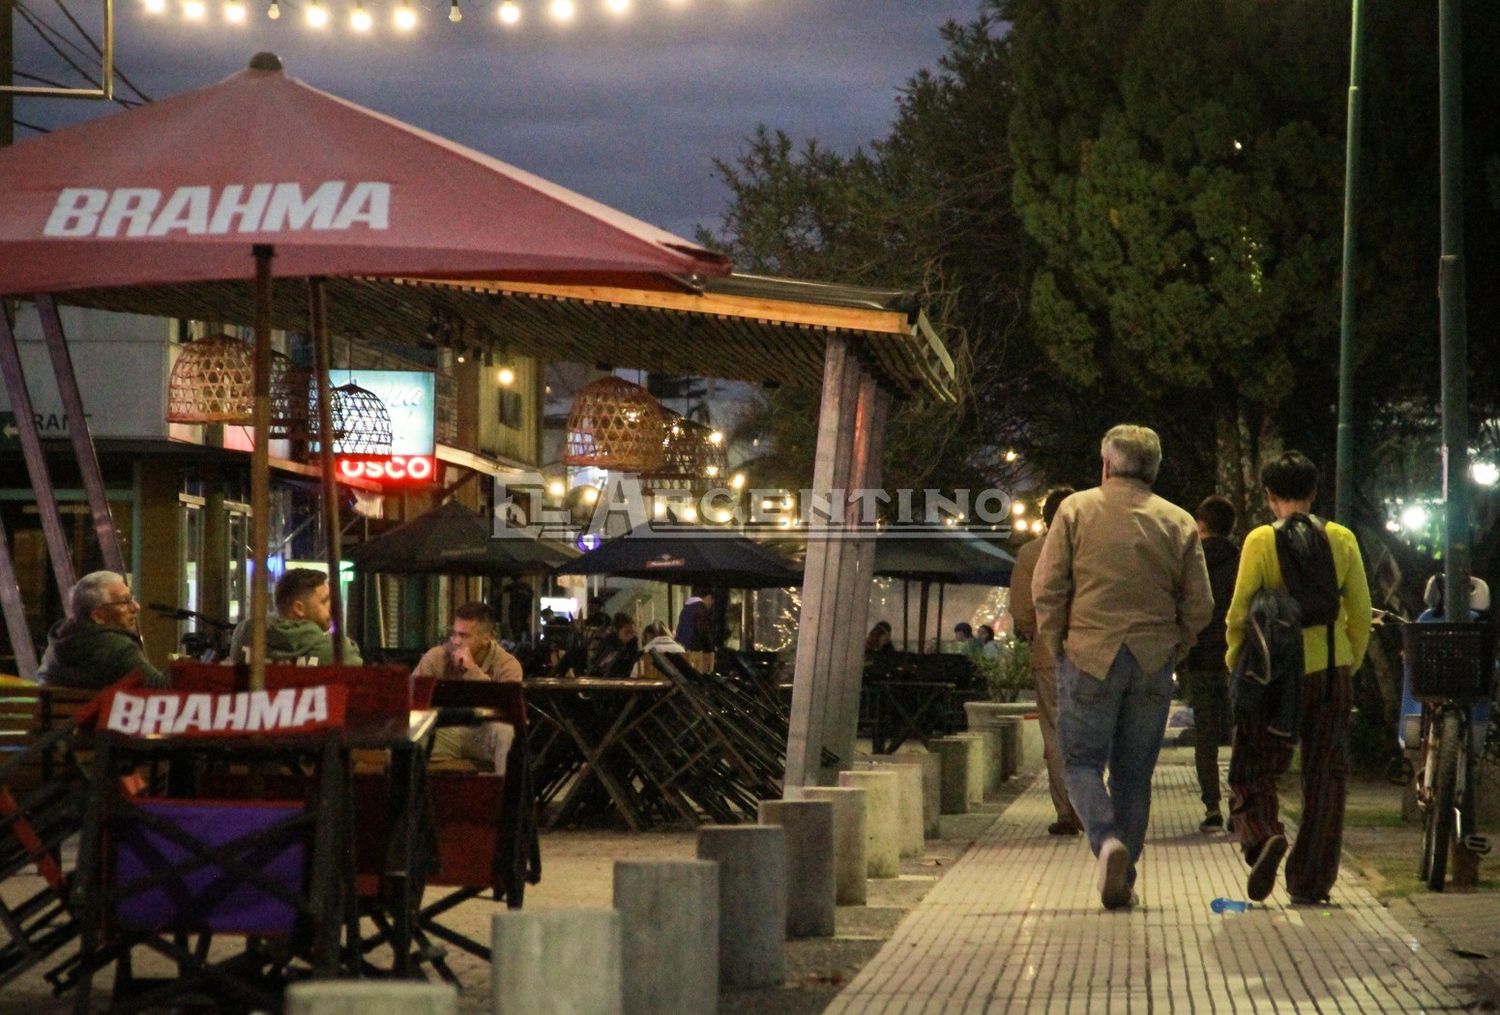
[1247,834,1288,902]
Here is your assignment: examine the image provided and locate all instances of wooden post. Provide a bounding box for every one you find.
[785,340,887,787]
[308,278,344,663]
[249,246,274,690]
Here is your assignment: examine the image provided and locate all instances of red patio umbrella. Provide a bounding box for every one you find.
[0,53,730,687]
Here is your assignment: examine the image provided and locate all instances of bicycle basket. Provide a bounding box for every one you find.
[1402,622,1496,702]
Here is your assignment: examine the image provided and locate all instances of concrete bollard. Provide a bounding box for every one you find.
[697,825,787,988]
[287,983,456,1015]
[613,860,718,1015]
[996,717,1022,780]
[950,733,988,804]
[759,799,836,938]
[492,909,622,1015]
[864,762,923,858]
[837,770,900,878]
[931,737,973,814]
[862,752,942,838]
[803,786,867,905]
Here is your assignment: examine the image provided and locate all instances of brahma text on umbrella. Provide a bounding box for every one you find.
[42,182,390,238]
[102,685,345,737]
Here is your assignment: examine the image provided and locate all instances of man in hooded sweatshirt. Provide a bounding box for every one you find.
[229,567,363,665]
[1181,495,1241,833]
[39,570,171,690]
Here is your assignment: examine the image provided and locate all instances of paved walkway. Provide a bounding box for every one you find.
[828,761,1479,1013]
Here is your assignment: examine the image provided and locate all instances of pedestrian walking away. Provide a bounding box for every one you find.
[1224,451,1372,905]
[1033,424,1213,909]
[1009,485,1082,836]
[1181,494,1241,833]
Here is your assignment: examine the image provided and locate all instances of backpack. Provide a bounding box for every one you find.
[1273,513,1341,674]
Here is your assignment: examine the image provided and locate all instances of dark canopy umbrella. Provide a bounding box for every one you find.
[347,500,576,576]
[556,526,801,589]
[873,530,1016,653]
[874,530,1015,586]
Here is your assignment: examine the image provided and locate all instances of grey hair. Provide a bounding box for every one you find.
[70,570,127,621]
[1100,424,1162,484]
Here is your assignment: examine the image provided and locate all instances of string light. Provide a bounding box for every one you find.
[497,366,516,386]
[159,0,754,31]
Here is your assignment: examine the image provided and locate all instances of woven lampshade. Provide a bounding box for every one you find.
[564,377,667,473]
[268,352,313,440]
[327,383,393,457]
[644,410,728,483]
[166,334,254,423]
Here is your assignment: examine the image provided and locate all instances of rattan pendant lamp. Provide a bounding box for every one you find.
[166,333,256,423]
[564,376,667,473]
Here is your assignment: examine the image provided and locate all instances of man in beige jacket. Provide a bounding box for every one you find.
[1008,486,1080,836]
[1033,425,1213,909]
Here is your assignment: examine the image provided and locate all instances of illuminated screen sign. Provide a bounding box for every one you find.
[336,454,436,485]
[327,369,436,456]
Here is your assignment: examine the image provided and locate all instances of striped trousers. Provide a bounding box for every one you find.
[1227,666,1352,901]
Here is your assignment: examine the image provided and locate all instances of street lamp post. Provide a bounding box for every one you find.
[1334,0,1366,526]
[1439,0,1470,620]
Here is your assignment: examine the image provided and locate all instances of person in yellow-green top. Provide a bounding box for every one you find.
[1223,451,1371,906]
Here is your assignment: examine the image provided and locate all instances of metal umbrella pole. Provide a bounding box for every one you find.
[249,245,273,691]
[309,277,345,663]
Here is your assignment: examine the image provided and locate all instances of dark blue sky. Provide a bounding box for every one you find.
[15,0,984,237]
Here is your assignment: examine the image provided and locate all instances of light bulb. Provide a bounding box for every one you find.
[497,367,516,386]
[305,0,328,26]
[183,0,206,18]
[144,0,167,12]
[224,0,245,19]
[549,0,575,21]
[548,480,566,499]
[498,1,520,23]
[448,0,462,21]
[267,0,279,17]
[605,0,629,12]
[394,1,417,29]
[350,1,371,29]
[456,351,467,364]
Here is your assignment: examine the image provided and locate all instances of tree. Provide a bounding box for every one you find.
[702,14,1047,498]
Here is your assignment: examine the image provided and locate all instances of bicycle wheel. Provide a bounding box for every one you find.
[1424,710,1463,891]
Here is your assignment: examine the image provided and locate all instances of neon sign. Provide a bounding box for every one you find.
[336,455,436,484]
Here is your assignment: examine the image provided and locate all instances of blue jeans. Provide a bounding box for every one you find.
[1057,646,1175,865]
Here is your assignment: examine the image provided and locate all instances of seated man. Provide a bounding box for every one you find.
[590,613,640,679]
[228,567,363,665]
[413,602,521,775]
[38,570,171,689]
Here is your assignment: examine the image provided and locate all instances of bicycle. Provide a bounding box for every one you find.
[1391,610,1495,891]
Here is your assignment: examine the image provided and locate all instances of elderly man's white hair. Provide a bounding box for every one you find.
[1100,424,1163,485]
[70,570,127,621]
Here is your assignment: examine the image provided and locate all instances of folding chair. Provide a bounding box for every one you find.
[396,680,539,982]
[71,713,349,1014]
[0,685,101,993]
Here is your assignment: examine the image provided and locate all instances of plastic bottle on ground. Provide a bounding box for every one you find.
[1210,898,1249,914]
